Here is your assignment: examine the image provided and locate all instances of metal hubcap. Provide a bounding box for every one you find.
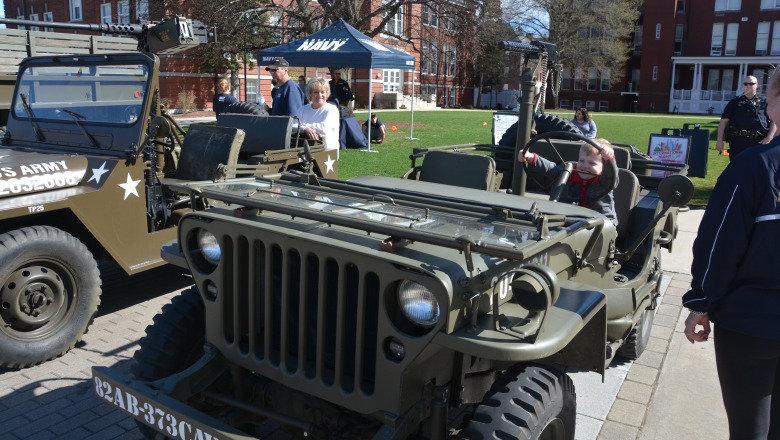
[1,265,68,331]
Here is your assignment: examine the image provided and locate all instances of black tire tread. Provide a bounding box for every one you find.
[618,306,656,360]
[459,364,576,440]
[222,101,268,116]
[132,287,205,381]
[498,113,583,147]
[0,226,101,369]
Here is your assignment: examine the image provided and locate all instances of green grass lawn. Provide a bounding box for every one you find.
[344,110,727,207]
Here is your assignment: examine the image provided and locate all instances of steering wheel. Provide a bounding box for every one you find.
[521,131,618,205]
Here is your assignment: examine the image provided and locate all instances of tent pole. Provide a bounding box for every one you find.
[361,65,378,153]
[408,67,418,140]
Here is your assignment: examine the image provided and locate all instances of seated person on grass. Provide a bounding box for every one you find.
[519,138,619,225]
[362,113,386,144]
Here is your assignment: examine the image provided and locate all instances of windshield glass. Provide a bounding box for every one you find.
[13,63,148,125]
[199,181,541,249]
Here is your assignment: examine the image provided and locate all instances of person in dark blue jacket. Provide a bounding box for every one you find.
[683,66,780,439]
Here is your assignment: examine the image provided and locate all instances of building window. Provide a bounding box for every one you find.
[674,24,683,54]
[246,81,257,105]
[422,5,430,25]
[655,23,661,39]
[711,23,724,55]
[760,0,780,9]
[715,0,741,11]
[70,0,82,21]
[586,101,595,111]
[599,101,609,112]
[677,0,686,12]
[573,100,582,109]
[772,22,780,55]
[101,3,112,24]
[707,69,720,90]
[29,14,40,31]
[723,69,735,91]
[725,23,738,55]
[118,1,130,25]
[757,22,770,54]
[383,69,400,92]
[559,99,570,109]
[136,0,149,21]
[269,13,283,43]
[587,68,598,91]
[652,66,658,81]
[44,12,53,32]
[383,1,404,36]
[16,14,25,30]
[574,68,584,90]
[633,25,643,52]
[421,41,429,74]
[561,68,571,91]
[448,45,456,77]
[600,69,611,91]
[631,68,640,92]
[422,5,439,27]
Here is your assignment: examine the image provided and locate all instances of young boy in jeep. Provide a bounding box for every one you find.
[520,138,618,225]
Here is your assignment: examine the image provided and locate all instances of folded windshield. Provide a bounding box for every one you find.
[13,63,148,125]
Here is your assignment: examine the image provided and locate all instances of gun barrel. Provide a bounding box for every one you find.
[500,41,542,53]
[0,18,145,35]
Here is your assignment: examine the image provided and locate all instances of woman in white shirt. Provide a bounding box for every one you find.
[299,78,340,154]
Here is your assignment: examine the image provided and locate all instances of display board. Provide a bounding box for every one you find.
[492,112,518,145]
[647,134,691,178]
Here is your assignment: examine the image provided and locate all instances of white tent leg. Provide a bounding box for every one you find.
[408,69,418,140]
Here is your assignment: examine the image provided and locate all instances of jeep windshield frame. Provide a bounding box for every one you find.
[184,178,604,262]
[5,53,155,153]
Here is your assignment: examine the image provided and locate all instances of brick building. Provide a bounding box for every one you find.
[558,0,780,114]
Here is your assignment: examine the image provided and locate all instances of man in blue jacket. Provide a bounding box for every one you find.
[265,57,304,117]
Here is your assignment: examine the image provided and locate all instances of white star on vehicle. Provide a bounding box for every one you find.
[88,161,109,184]
[118,173,141,200]
[324,155,335,174]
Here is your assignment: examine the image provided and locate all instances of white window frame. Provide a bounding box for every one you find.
[118,1,130,25]
[586,101,595,111]
[246,81,258,105]
[559,99,570,109]
[760,0,780,9]
[723,70,735,91]
[655,23,661,40]
[383,69,401,93]
[383,1,404,36]
[44,12,53,32]
[101,3,112,24]
[772,21,780,55]
[725,23,739,55]
[70,0,82,21]
[573,100,582,110]
[587,68,598,91]
[574,68,584,91]
[757,22,770,54]
[29,14,40,31]
[652,66,658,81]
[561,68,571,91]
[599,101,609,112]
[16,15,26,30]
[633,25,643,52]
[711,23,724,55]
[674,24,684,55]
[421,41,429,74]
[707,69,720,90]
[136,0,149,22]
[715,0,742,12]
[600,69,611,91]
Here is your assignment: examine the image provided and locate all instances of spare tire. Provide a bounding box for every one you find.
[222,101,268,116]
[498,113,582,147]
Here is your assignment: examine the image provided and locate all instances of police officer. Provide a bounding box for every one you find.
[716,75,777,160]
[328,70,354,108]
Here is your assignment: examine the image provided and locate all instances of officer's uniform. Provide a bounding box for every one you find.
[328,78,354,106]
[721,94,771,158]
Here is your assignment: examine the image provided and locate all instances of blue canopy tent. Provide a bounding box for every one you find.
[258,19,417,149]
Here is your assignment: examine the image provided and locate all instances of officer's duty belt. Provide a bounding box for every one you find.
[729,128,766,140]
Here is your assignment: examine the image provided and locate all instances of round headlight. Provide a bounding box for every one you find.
[397,280,440,327]
[197,229,221,265]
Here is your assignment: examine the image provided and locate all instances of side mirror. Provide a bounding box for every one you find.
[658,174,694,208]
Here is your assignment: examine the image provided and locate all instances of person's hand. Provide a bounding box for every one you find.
[759,135,773,144]
[684,312,711,344]
[715,140,725,153]
[304,127,320,141]
[600,145,615,162]
[519,151,534,164]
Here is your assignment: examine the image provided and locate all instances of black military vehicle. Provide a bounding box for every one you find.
[92,41,693,439]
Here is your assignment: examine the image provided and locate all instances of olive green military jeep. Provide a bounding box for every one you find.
[0,16,338,369]
[91,125,693,439]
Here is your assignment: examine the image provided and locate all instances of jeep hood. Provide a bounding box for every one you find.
[0,150,89,199]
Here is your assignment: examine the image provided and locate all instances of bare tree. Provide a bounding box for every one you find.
[502,0,640,84]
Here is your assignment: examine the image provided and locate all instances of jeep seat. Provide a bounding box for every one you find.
[614,168,640,242]
[417,150,501,191]
[171,124,245,181]
[217,114,293,156]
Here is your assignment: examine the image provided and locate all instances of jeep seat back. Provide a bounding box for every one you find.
[418,150,500,191]
[614,168,640,241]
[176,124,245,180]
[217,114,293,155]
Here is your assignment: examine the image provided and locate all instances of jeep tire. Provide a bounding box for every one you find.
[498,113,583,147]
[222,102,268,116]
[0,226,101,369]
[459,364,575,440]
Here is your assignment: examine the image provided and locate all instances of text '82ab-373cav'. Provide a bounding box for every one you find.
[92,40,694,440]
